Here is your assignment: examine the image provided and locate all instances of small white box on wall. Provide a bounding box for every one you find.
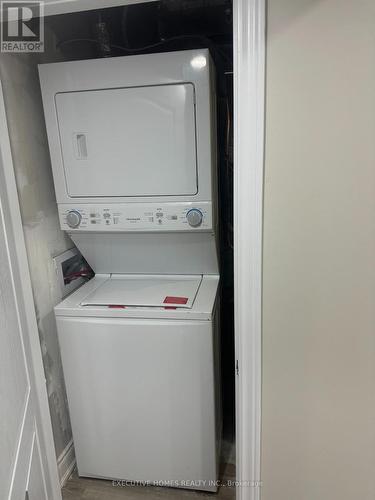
[53,248,92,298]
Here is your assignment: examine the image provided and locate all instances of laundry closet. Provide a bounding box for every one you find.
[2,1,234,497]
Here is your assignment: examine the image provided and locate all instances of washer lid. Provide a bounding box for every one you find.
[80,274,202,309]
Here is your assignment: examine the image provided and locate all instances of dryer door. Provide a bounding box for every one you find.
[55,83,198,198]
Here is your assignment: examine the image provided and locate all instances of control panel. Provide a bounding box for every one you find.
[59,202,213,232]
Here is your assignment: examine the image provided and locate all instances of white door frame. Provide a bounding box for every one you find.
[233,1,265,499]
[0,1,266,498]
[0,83,62,500]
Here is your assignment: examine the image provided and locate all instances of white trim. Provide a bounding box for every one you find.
[57,439,76,487]
[233,1,265,500]
[40,0,158,17]
[0,0,158,17]
[0,82,62,500]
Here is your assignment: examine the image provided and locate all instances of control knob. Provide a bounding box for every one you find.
[186,209,203,228]
[66,210,82,228]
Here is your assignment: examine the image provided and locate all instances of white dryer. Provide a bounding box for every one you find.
[39,49,220,491]
[55,274,220,490]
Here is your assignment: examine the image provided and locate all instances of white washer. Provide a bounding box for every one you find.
[55,274,220,491]
[39,49,221,491]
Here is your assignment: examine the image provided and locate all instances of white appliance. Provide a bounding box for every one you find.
[55,274,220,490]
[39,49,220,491]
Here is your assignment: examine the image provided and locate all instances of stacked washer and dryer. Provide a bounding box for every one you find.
[39,49,221,492]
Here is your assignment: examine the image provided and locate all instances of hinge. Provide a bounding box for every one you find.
[236,360,239,376]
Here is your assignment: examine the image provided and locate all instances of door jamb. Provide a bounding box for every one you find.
[0,81,62,500]
[233,1,265,499]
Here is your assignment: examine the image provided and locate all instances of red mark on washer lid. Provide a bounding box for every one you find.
[163,296,188,305]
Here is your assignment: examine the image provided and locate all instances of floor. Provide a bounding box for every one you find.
[62,439,236,500]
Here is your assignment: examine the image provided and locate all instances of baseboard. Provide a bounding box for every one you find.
[57,439,76,487]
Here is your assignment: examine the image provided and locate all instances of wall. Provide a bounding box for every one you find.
[262,1,375,499]
[0,31,73,462]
